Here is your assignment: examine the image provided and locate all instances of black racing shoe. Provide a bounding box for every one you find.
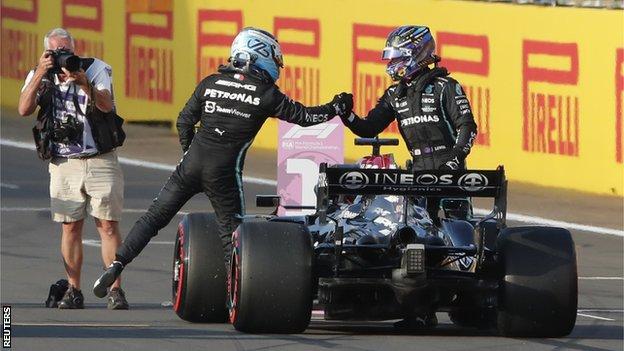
[57,286,84,309]
[93,261,124,298]
[107,287,129,310]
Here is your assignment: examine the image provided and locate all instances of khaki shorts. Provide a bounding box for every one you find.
[49,151,124,223]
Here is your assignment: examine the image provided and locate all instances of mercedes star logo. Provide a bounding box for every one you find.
[458,173,489,192]
[339,171,369,190]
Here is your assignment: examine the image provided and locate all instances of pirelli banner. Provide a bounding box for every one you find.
[0,0,622,195]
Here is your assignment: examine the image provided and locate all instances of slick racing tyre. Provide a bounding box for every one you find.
[173,213,228,322]
[228,220,313,333]
[496,226,577,337]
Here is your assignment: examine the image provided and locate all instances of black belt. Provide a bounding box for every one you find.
[54,151,108,160]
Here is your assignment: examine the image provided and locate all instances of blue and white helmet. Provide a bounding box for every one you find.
[230,27,284,82]
[382,26,439,81]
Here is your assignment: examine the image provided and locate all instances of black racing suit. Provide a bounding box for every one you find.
[116,65,339,265]
[342,67,478,218]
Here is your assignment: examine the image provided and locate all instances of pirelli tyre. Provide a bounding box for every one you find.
[496,226,577,337]
[228,220,313,333]
[172,213,228,322]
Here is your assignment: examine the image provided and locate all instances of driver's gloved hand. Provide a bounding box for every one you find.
[439,156,460,171]
[439,148,466,171]
[331,92,353,119]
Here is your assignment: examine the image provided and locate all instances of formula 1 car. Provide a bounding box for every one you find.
[171,138,577,337]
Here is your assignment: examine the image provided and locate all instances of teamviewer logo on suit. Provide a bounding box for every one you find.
[339,172,369,190]
[458,173,489,192]
[205,101,216,113]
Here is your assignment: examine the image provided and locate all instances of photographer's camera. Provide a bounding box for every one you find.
[47,48,81,74]
[52,113,83,144]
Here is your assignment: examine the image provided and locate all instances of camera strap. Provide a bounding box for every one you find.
[69,84,85,117]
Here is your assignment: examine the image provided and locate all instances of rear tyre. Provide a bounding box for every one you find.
[496,226,577,337]
[173,213,228,322]
[229,220,313,333]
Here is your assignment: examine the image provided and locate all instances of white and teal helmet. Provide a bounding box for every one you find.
[230,27,284,82]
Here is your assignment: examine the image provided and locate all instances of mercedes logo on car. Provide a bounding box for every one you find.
[339,171,369,190]
[458,173,489,192]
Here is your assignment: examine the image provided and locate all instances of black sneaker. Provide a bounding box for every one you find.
[93,261,124,298]
[107,287,129,310]
[58,286,84,309]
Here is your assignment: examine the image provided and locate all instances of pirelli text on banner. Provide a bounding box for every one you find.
[62,0,103,58]
[125,4,174,103]
[275,17,321,106]
[352,23,395,132]
[196,9,243,81]
[0,0,39,80]
[522,40,579,157]
[437,32,491,147]
[616,48,623,164]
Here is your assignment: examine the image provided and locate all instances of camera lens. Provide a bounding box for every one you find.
[59,54,81,72]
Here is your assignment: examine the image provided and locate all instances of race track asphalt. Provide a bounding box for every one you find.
[1,112,623,351]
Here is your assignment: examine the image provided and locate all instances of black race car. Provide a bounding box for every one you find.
[171,138,577,337]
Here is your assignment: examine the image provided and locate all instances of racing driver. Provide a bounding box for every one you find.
[337,25,477,219]
[336,25,478,328]
[93,27,353,297]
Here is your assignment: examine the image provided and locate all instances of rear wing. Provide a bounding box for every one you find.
[315,164,507,225]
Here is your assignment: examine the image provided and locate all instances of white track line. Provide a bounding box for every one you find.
[578,309,624,313]
[0,138,277,186]
[312,311,616,322]
[473,209,623,237]
[13,322,150,327]
[0,182,20,189]
[576,313,615,321]
[82,239,174,247]
[2,138,622,237]
[578,277,624,280]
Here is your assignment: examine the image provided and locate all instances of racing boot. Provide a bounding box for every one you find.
[93,261,124,298]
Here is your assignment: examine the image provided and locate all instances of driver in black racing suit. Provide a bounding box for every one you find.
[93,27,353,298]
[338,25,478,329]
[339,25,477,223]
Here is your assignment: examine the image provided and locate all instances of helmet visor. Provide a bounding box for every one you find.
[382,46,410,60]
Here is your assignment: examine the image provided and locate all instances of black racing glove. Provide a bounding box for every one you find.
[331,92,353,119]
[439,149,466,171]
[439,156,460,171]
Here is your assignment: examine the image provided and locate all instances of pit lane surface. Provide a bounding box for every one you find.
[1,114,623,351]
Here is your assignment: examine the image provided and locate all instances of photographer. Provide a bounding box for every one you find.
[18,28,128,310]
